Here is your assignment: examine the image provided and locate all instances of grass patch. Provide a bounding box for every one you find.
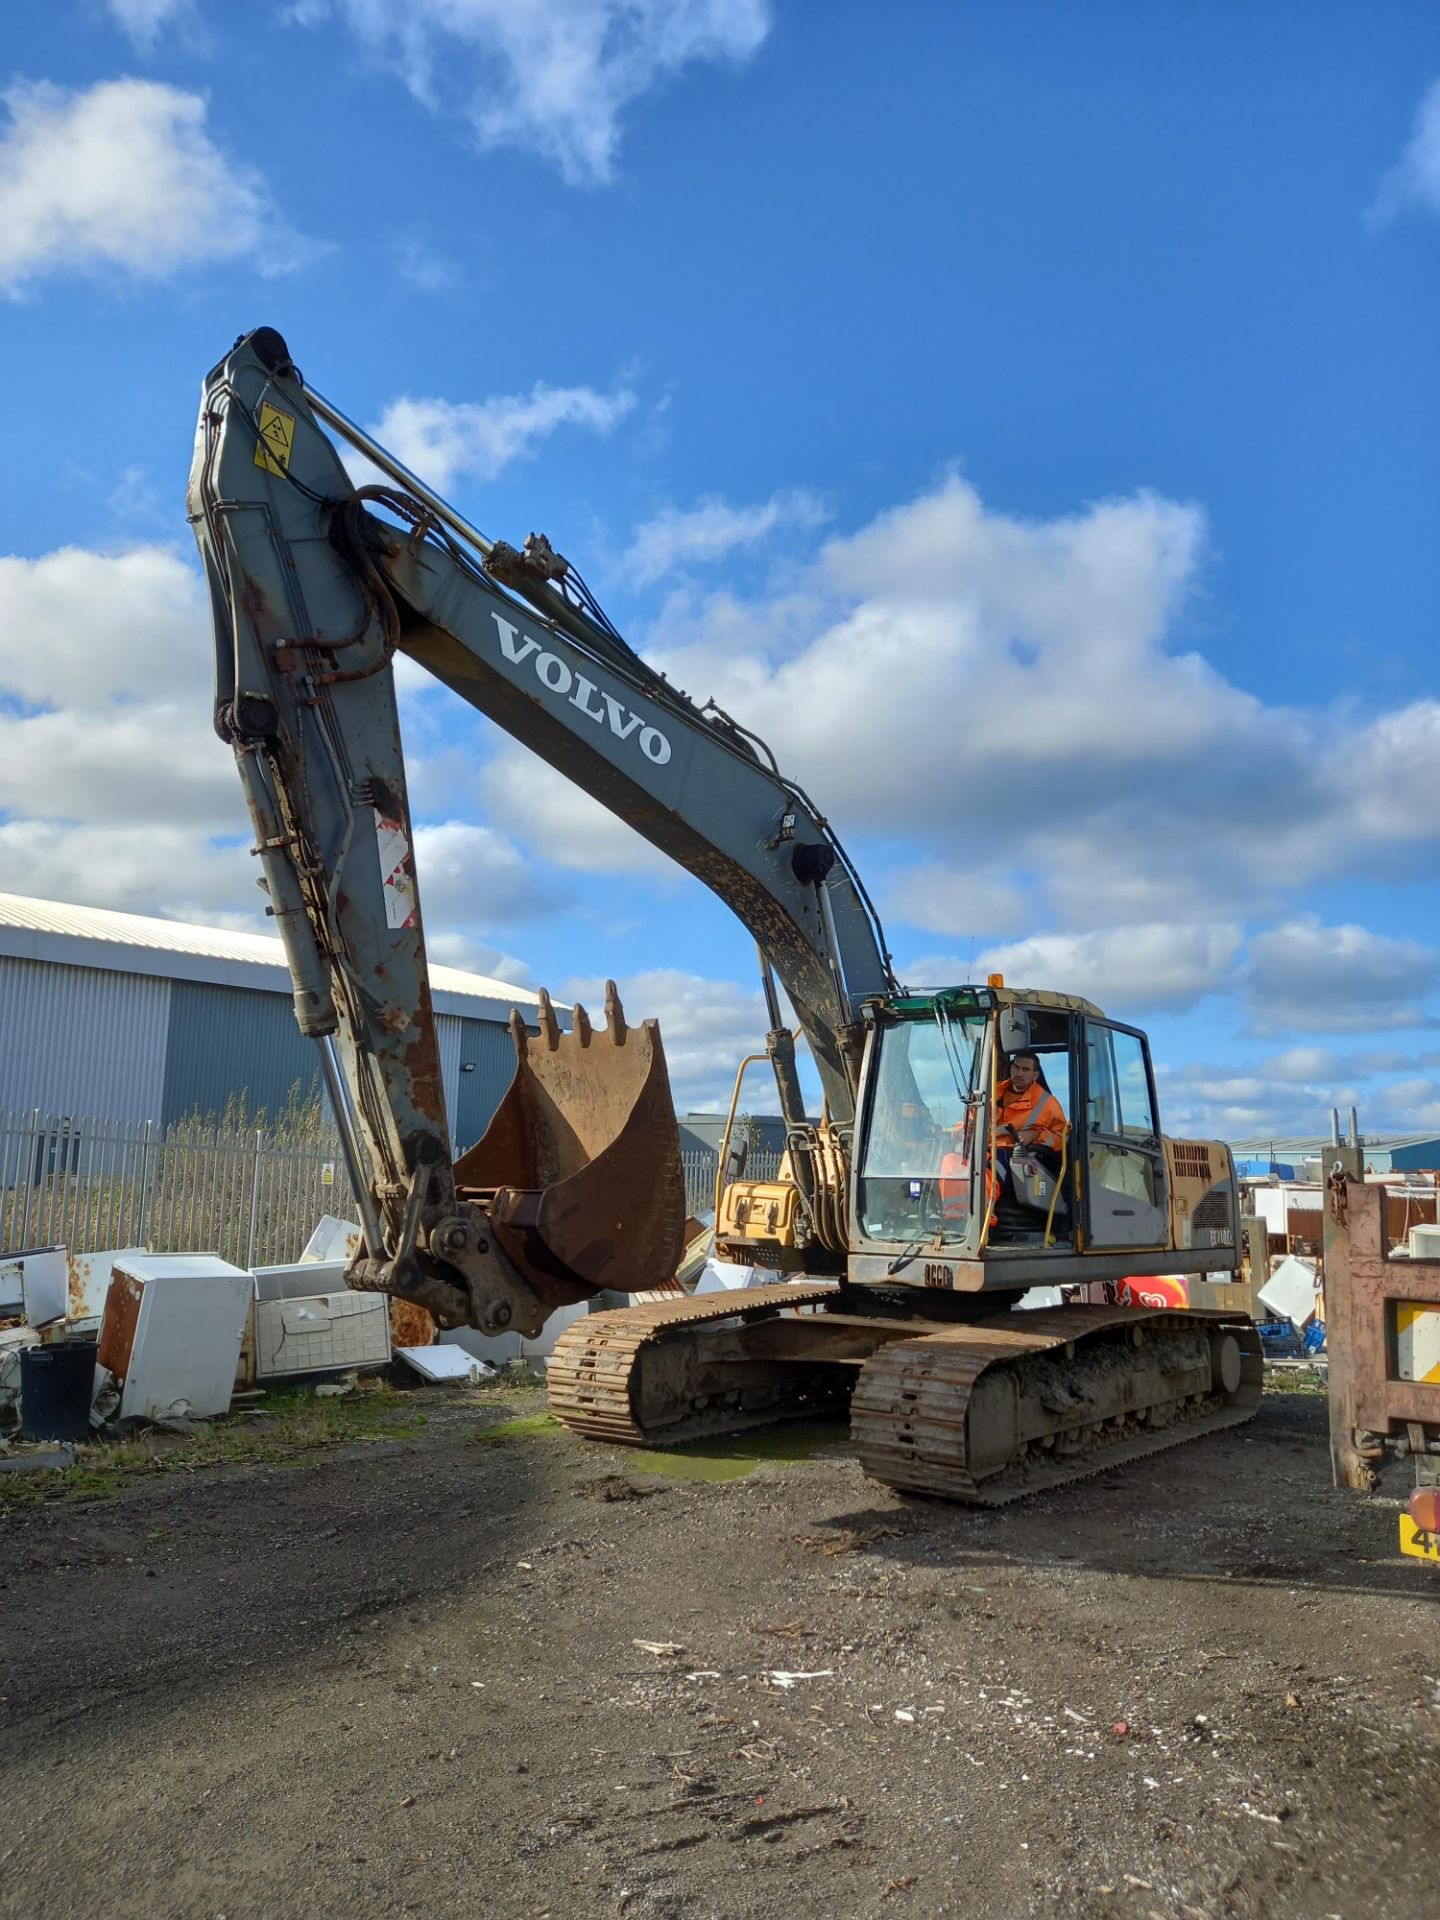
[0,1381,427,1515]
[627,1416,850,1482]
[470,1410,848,1483]
[1263,1366,1329,1398]
[473,1412,565,1444]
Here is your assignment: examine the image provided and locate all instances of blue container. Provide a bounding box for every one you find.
[20,1339,98,1441]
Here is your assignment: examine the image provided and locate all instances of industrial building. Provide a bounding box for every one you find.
[0,891,540,1150]
[1229,1132,1440,1178]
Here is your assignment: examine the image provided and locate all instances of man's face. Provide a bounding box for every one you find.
[1010,1055,1039,1091]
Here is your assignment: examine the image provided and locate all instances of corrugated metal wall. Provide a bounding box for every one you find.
[162,980,321,1125]
[1386,1143,1440,1172]
[434,1013,462,1142]
[0,955,519,1142]
[454,1016,519,1152]
[0,955,170,1122]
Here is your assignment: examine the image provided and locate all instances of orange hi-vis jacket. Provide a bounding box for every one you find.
[993,1078,1067,1155]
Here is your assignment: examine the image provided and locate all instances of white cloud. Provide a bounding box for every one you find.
[426,928,534,987]
[1038,830,1254,933]
[292,0,771,186]
[1152,1054,1370,1144]
[370,382,635,494]
[885,862,1032,942]
[1354,1047,1440,1076]
[0,543,271,919]
[1158,1046,1440,1146]
[1259,1046,1345,1085]
[411,819,565,925]
[1373,1078,1440,1132]
[0,545,212,710]
[583,470,1440,985]
[0,543,236,826]
[0,820,257,922]
[1242,917,1439,1034]
[0,79,302,296]
[1377,1076,1436,1113]
[480,747,674,878]
[104,0,198,48]
[1371,77,1440,224]
[0,701,234,826]
[976,922,1244,1014]
[493,471,1239,893]
[624,490,828,586]
[640,473,1248,852]
[562,966,769,1110]
[895,953,975,990]
[1327,700,1440,851]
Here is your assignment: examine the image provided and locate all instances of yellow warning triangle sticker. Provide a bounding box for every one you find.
[254,402,296,476]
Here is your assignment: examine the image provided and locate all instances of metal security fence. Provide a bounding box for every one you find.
[680,1147,783,1219]
[0,1112,789,1270]
[0,1107,346,1271]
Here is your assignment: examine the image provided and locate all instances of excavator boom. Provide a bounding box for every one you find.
[189,326,889,1334]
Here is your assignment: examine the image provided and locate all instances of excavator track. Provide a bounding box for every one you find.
[547,1284,842,1446]
[851,1305,1263,1505]
[550,1293,1262,1505]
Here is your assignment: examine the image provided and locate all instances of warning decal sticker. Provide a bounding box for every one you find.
[253,402,297,476]
[375,813,418,931]
[1396,1302,1440,1384]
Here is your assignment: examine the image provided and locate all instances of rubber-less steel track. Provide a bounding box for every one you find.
[850,1306,1263,1505]
[548,1292,1263,1505]
[547,1284,839,1446]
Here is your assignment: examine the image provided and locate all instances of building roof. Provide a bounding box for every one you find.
[1227,1132,1440,1156]
[0,890,549,1024]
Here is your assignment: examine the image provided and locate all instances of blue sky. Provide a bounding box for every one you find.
[2,2,1440,1136]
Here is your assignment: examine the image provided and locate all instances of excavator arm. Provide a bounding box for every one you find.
[188,326,894,1335]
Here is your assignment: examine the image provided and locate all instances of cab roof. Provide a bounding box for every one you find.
[886,983,1106,1020]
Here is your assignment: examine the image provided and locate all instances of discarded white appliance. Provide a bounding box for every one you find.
[299,1216,364,1264]
[1258,1255,1320,1330]
[1,1246,64,1320]
[20,1247,147,1332]
[0,1257,26,1318]
[250,1260,391,1380]
[0,1324,40,1420]
[396,1345,496,1385]
[67,1248,150,1330]
[97,1254,253,1423]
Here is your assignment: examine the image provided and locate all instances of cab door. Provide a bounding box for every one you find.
[1081,1020,1167,1249]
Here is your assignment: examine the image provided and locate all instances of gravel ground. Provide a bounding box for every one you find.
[1,1383,1436,1920]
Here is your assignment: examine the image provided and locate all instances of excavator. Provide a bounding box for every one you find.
[189,326,1260,1504]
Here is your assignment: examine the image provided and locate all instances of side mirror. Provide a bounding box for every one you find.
[724,1139,750,1183]
[998,1006,1030,1054]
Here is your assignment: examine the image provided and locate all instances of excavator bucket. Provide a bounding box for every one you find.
[453,983,687,1312]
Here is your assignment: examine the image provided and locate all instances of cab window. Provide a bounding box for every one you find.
[1086,1025,1155,1139]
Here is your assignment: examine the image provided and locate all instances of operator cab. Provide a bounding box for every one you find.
[852,983,1168,1261]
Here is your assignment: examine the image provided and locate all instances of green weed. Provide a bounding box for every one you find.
[472,1412,565,1444]
[0,1380,427,1515]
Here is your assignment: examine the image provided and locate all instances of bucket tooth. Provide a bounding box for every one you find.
[605,979,626,1044]
[537,986,561,1050]
[573,1002,592,1046]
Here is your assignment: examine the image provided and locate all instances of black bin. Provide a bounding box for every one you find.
[20,1340,98,1442]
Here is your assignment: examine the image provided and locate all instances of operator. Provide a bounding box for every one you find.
[990,1050,1067,1212]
